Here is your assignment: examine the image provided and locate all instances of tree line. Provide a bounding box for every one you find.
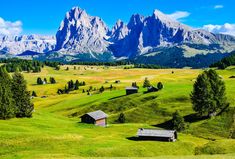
[0,66,34,119]
[134,64,167,69]
[210,51,235,69]
[0,58,62,73]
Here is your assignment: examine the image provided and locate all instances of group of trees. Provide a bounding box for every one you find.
[210,51,235,69]
[83,84,115,96]
[57,80,86,94]
[70,60,133,66]
[0,58,62,73]
[191,69,228,117]
[171,69,228,131]
[134,64,167,69]
[37,77,56,85]
[0,67,34,119]
[143,78,164,90]
[132,82,139,88]
[0,58,43,73]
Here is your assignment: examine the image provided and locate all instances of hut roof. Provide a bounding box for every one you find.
[137,128,176,138]
[84,110,107,120]
[125,87,138,90]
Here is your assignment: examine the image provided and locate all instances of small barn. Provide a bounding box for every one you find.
[80,110,108,127]
[126,87,138,95]
[147,86,158,93]
[137,128,177,142]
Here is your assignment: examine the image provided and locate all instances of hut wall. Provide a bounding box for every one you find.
[95,118,106,126]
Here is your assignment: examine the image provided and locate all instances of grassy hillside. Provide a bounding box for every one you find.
[0,65,235,158]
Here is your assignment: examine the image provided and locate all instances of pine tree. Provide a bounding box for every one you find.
[50,77,56,84]
[0,67,15,119]
[118,113,125,123]
[207,69,228,112]
[82,81,86,86]
[32,91,37,97]
[37,77,43,85]
[44,78,47,84]
[99,86,105,93]
[55,65,60,70]
[12,72,34,118]
[68,80,74,90]
[157,82,164,90]
[132,82,138,88]
[74,80,79,90]
[172,111,186,132]
[191,69,228,117]
[143,77,151,88]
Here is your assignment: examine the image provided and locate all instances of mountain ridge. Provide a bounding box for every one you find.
[1,6,235,68]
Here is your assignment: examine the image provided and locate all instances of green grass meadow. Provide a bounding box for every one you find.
[0,65,235,158]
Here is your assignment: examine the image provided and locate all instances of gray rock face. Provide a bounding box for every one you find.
[55,7,110,55]
[0,35,56,55]
[109,10,235,57]
[55,7,235,59]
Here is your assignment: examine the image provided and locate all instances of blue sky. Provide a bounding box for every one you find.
[0,0,234,36]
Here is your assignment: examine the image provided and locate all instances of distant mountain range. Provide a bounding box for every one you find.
[1,7,235,68]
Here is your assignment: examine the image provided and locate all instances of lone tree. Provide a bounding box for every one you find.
[157,82,164,90]
[50,77,56,84]
[0,67,15,119]
[143,77,151,88]
[37,77,43,85]
[55,65,60,70]
[191,69,229,117]
[32,91,37,97]
[12,72,34,118]
[172,111,186,132]
[99,86,105,93]
[43,78,47,84]
[118,113,126,123]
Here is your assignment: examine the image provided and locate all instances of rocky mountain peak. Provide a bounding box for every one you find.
[128,14,144,28]
[55,6,110,54]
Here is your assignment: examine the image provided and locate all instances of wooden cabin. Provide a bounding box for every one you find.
[147,86,158,93]
[126,87,138,95]
[80,110,108,127]
[137,128,177,142]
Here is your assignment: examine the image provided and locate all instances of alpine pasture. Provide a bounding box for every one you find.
[0,65,235,158]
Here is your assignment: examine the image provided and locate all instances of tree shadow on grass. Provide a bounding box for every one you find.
[152,120,173,130]
[108,95,126,100]
[153,113,209,129]
[184,113,209,123]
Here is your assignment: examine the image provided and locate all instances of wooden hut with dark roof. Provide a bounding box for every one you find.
[137,128,177,142]
[125,87,138,95]
[80,110,108,127]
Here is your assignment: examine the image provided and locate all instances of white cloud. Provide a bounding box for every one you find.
[167,11,190,21]
[214,5,224,9]
[0,17,22,36]
[203,23,235,36]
